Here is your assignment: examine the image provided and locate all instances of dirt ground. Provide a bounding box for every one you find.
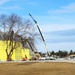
[0,62,75,75]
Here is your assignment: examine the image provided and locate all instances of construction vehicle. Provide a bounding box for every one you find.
[29,13,50,57]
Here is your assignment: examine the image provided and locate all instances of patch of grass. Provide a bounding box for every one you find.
[0,62,75,75]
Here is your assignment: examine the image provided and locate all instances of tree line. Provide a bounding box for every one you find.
[39,50,75,58]
[50,50,75,58]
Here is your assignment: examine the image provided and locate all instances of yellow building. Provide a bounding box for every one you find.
[0,40,35,61]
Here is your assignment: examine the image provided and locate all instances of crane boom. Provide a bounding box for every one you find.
[29,13,49,54]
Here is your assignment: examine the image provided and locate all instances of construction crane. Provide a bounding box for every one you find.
[29,13,50,56]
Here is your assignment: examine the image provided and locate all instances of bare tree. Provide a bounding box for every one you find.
[0,14,38,61]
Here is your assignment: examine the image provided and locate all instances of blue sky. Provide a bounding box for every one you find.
[0,0,75,52]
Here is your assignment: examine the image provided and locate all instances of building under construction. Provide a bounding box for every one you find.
[0,40,36,61]
[0,31,37,61]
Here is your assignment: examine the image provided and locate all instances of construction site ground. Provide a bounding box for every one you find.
[0,60,75,75]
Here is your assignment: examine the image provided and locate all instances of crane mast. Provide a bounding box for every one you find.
[29,13,49,56]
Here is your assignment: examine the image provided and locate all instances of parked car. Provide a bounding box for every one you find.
[45,56,56,60]
[39,56,56,60]
[39,57,46,60]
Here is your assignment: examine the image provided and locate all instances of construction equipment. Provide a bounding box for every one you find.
[29,13,50,56]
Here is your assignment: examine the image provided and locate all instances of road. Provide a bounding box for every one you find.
[0,58,75,63]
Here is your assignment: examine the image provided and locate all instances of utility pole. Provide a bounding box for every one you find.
[29,13,49,56]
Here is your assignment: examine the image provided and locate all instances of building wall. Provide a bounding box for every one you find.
[0,41,34,61]
[0,41,7,61]
[22,48,31,60]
